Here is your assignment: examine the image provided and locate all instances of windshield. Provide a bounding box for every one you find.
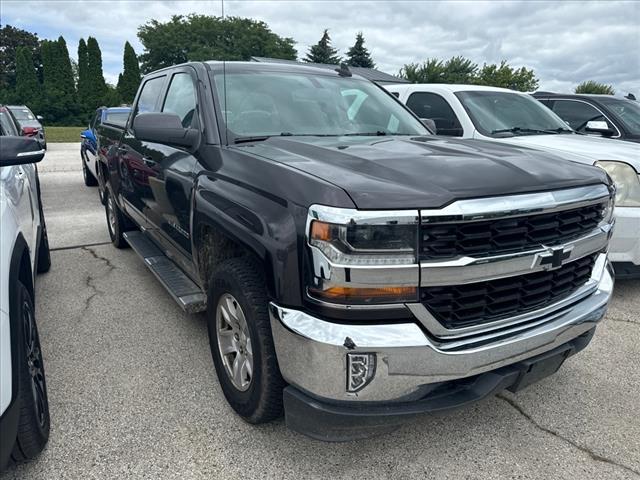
[213,71,428,140]
[456,91,572,137]
[105,111,130,127]
[598,97,640,135]
[9,107,36,121]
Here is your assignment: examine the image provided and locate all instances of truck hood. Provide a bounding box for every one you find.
[237,135,609,209]
[492,134,640,171]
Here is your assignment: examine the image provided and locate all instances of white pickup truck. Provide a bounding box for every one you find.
[386,84,640,278]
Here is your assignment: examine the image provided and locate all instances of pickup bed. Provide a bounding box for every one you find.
[100,61,615,440]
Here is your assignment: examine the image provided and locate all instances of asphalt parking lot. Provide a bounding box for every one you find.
[3,143,640,479]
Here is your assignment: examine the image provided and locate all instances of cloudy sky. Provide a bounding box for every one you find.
[3,0,639,95]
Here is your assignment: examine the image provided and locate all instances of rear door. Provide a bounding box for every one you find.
[117,74,168,227]
[143,67,200,265]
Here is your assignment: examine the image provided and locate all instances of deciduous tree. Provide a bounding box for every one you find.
[575,80,615,95]
[138,15,297,73]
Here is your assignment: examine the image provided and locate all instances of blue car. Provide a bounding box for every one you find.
[81,107,130,203]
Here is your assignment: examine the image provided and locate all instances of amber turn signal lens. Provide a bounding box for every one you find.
[310,286,417,303]
[310,220,333,241]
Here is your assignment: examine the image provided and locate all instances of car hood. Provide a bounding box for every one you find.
[492,134,640,172]
[237,135,609,209]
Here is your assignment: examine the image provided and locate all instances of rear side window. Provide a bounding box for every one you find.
[406,92,462,136]
[0,109,18,136]
[135,76,166,115]
[162,73,197,128]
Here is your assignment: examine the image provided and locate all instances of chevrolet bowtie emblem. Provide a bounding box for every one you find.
[537,245,573,270]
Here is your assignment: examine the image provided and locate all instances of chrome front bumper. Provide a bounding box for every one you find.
[270,255,613,403]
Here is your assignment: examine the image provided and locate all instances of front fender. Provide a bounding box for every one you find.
[192,172,306,306]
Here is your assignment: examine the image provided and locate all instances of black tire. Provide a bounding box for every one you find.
[104,189,133,249]
[207,257,285,423]
[82,151,98,187]
[9,281,50,465]
[96,164,107,205]
[36,204,51,274]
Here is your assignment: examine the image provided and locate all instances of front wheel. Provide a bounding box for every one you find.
[207,257,285,423]
[9,281,50,465]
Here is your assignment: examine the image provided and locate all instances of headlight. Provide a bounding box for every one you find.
[596,161,640,207]
[306,206,419,304]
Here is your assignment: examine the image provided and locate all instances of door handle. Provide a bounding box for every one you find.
[143,157,157,167]
[117,146,128,153]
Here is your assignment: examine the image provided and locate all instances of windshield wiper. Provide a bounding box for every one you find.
[344,131,388,136]
[491,127,562,135]
[233,132,294,144]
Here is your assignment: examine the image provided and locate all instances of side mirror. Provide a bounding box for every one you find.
[420,118,437,134]
[36,115,44,122]
[0,136,45,166]
[585,120,614,137]
[133,112,198,148]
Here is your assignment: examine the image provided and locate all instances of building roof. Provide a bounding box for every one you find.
[250,57,409,84]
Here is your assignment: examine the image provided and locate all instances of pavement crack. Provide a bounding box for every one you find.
[82,273,102,315]
[82,246,116,272]
[497,394,640,477]
[51,241,112,252]
[609,317,640,326]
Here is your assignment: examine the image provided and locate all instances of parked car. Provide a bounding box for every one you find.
[386,84,640,279]
[0,112,52,470]
[6,105,46,149]
[532,92,640,143]
[81,107,130,203]
[101,62,614,440]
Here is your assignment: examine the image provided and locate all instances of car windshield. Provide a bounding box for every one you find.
[105,111,130,127]
[9,107,35,121]
[456,91,573,137]
[213,70,428,140]
[598,97,640,135]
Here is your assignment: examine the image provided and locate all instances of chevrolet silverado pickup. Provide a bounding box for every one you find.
[101,61,615,440]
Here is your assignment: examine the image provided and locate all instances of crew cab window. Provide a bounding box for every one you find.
[406,92,462,136]
[104,111,130,127]
[135,76,166,115]
[162,73,197,128]
[551,100,614,133]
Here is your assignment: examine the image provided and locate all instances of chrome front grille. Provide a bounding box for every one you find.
[420,254,597,329]
[420,203,605,260]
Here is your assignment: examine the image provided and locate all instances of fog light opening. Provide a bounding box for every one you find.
[346,353,376,393]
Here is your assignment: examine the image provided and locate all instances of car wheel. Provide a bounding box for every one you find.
[36,203,51,274]
[9,281,50,465]
[96,164,107,205]
[82,152,98,187]
[104,189,132,249]
[207,257,285,423]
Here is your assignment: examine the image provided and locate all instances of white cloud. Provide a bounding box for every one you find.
[2,0,639,95]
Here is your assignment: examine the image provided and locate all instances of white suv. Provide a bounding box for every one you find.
[386,84,640,277]
[0,108,52,470]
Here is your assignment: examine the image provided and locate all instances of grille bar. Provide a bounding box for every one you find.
[421,204,604,260]
[420,254,597,329]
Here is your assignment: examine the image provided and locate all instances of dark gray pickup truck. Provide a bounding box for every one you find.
[98,61,615,440]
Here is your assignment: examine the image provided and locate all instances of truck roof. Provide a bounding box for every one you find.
[385,84,521,94]
[143,60,371,82]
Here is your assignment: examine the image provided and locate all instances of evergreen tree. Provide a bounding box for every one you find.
[41,37,78,125]
[77,38,92,116]
[13,47,42,111]
[304,29,341,64]
[346,32,375,68]
[117,41,141,104]
[86,36,108,110]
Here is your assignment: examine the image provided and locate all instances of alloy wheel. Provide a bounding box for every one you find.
[23,299,47,427]
[216,294,253,391]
